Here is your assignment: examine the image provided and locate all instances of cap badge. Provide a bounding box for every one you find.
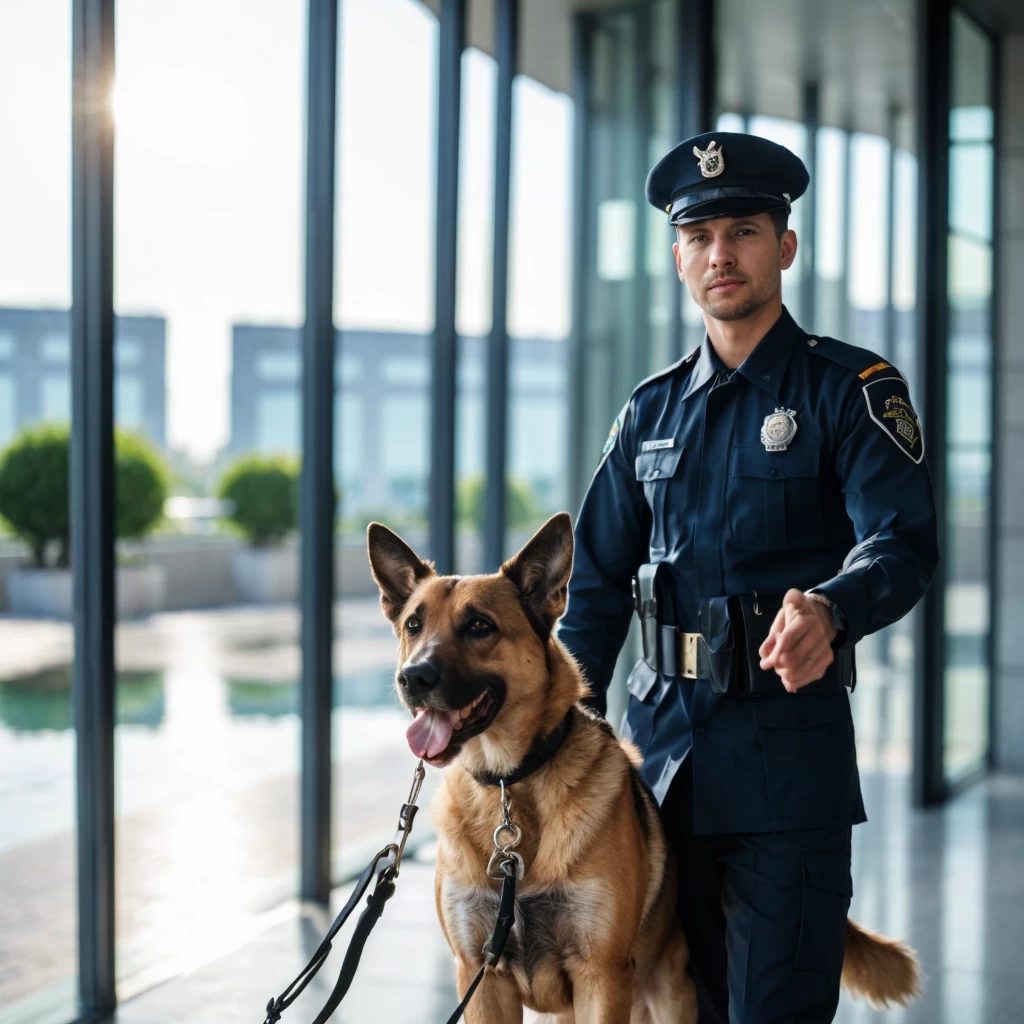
[761,408,798,452]
[693,140,725,179]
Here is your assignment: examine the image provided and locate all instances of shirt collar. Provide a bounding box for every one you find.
[680,306,803,403]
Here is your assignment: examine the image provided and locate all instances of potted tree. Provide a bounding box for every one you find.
[217,454,299,604]
[0,424,170,618]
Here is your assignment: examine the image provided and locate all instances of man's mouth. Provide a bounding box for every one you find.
[709,278,744,292]
[405,685,504,766]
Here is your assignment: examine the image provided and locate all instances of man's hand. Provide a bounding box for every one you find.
[758,589,836,693]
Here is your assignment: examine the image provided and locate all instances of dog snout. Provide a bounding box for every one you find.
[400,658,441,694]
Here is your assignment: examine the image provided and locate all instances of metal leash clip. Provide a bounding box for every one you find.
[486,779,525,882]
[383,760,426,877]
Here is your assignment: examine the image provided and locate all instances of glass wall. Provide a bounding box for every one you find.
[112,0,306,990]
[331,0,439,875]
[943,8,994,781]
[505,6,574,556]
[715,0,920,774]
[0,4,78,1021]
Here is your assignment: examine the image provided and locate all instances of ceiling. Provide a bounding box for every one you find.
[414,0,1019,139]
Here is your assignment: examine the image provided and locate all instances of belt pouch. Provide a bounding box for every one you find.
[697,596,734,694]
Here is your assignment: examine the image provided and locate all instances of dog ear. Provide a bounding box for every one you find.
[501,512,574,635]
[366,522,435,621]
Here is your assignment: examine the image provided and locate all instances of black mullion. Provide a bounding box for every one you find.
[801,82,819,330]
[300,0,339,904]
[568,13,593,517]
[484,0,517,569]
[429,0,465,574]
[912,0,951,807]
[71,0,117,1013]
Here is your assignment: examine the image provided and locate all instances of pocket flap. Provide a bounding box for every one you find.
[751,693,850,729]
[802,853,853,897]
[635,446,684,482]
[733,442,819,480]
[626,660,659,703]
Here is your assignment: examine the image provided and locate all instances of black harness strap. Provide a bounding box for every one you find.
[445,861,518,1024]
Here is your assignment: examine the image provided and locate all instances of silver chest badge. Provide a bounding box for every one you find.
[761,408,798,451]
[693,140,725,178]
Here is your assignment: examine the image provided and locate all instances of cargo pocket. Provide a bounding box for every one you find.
[728,442,824,551]
[794,853,853,974]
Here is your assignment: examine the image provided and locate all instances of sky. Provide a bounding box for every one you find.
[0,0,987,462]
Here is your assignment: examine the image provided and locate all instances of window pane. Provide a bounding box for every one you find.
[332,0,439,879]
[0,2,77,1019]
[943,10,994,782]
[113,0,306,990]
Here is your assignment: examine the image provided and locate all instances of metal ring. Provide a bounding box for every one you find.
[493,822,522,850]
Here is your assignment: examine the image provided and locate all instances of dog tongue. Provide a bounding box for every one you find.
[406,708,458,760]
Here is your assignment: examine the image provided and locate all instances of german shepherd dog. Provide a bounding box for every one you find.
[367,513,920,1023]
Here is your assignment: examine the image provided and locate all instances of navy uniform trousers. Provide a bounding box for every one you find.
[661,756,853,1024]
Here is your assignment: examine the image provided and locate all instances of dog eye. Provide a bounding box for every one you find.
[405,616,422,634]
[467,617,494,636]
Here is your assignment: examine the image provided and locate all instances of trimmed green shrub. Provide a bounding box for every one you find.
[217,455,298,547]
[0,425,70,567]
[115,431,170,541]
[0,424,170,568]
[456,474,539,532]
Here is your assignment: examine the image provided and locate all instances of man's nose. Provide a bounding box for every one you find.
[708,240,736,269]
[400,658,441,694]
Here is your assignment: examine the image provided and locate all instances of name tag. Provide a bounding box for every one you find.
[641,439,675,452]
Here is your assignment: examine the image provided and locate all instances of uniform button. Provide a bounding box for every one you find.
[771,467,778,477]
[694,726,705,738]
[763,374,771,383]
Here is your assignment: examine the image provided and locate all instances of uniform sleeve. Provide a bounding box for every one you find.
[558,399,652,716]
[809,371,939,647]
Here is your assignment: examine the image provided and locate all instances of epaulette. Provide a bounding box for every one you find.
[803,334,902,382]
[632,345,701,397]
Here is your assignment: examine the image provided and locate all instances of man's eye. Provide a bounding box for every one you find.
[689,235,707,244]
[737,228,754,236]
[405,616,422,634]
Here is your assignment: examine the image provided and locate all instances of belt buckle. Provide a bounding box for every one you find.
[681,633,698,679]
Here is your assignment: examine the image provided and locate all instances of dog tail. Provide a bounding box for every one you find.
[840,918,921,1009]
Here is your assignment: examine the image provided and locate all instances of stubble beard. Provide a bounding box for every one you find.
[699,280,776,322]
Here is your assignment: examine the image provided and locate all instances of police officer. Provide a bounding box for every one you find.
[557,132,939,1023]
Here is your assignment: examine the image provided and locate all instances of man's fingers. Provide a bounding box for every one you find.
[758,606,787,660]
[773,616,814,656]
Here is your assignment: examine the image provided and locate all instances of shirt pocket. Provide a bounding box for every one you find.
[635,446,686,553]
[728,442,824,551]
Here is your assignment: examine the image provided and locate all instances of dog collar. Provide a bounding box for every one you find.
[471,710,574,788]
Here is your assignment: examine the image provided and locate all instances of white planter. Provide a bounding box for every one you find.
[229,546,299,604]
[5,564,166,620]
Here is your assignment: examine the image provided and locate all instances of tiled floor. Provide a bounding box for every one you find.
[109,771,1024,1024]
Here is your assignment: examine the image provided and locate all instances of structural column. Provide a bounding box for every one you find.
[71,0,117,1012]
[300,0,339,903]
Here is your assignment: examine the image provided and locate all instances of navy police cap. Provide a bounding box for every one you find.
[646,131,809,226]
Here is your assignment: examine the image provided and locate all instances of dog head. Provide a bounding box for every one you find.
[366,512,578,772]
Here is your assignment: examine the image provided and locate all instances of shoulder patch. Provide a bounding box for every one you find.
[602,415,622,457]
[862,376,925,463]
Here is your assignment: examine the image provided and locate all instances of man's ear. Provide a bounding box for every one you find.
[500,512,574,637]
[779,228,798,271]
[366,523,435,621]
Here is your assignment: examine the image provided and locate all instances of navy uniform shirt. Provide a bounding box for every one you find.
[558,306,939,833]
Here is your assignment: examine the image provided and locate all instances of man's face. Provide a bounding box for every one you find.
[672,212,797,322]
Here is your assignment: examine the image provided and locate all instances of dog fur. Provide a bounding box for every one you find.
[367,513,920,1022]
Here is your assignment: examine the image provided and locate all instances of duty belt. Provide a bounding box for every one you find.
[631,566,855,696]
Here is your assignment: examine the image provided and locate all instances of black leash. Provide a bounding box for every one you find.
[260,762,524,1024]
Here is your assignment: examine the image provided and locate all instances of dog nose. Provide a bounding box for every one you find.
[401,659,440,693]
